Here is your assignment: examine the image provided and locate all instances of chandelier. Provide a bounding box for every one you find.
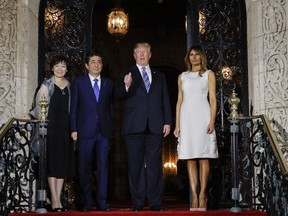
[107,7,129,38]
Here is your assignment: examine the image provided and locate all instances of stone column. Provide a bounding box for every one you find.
[247,0,288,132]
[0,0,40,126]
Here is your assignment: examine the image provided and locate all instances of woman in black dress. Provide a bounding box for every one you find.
[31,55,75,211]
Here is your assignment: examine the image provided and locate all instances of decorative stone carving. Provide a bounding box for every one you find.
[262,0,288,131]
[0,0,17,126]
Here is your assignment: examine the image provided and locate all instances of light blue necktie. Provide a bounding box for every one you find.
[141,67,150,93]
[93,78,99,101]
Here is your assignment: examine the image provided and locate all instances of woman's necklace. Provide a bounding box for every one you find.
[60,88,66,95]
[54,77,66,95]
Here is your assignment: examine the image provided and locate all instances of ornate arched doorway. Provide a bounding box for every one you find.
[39,0,249,209]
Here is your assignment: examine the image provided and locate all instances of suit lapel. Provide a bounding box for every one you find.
[85,75,98,103]
[133,66,142,80]
[98,77,107,103]
[131,66,144,90]
[148,67,158,93]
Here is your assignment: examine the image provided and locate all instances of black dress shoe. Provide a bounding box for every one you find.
[132,206,143,211]
[150,206,164,211]
[99,207,111,212]
[80,208,92,212]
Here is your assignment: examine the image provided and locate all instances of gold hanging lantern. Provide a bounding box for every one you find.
[107,7,129,38]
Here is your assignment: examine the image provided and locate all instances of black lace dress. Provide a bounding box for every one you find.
[46,84,75,177]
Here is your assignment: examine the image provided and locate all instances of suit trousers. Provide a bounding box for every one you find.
[124,131,163,208]
[78,128,110,210]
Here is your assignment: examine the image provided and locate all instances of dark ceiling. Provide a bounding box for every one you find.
[93,0,187,28]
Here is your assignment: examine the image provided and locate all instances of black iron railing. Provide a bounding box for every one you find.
[0,118,46,215]
[229,114,288,216]
[0,114,287,215]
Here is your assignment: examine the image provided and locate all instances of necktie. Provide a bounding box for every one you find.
[93,78,99,101]
[141,67,150,93]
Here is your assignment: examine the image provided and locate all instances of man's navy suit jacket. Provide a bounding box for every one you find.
[70,75,113,138]
[115,66,172,135]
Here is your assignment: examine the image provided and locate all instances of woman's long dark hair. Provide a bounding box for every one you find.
[184,45,207,76]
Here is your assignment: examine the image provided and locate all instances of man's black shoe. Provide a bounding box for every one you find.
[150,206,164,211]
[80,208,92,212]
[99,207,111,212]
[132,206,143,211]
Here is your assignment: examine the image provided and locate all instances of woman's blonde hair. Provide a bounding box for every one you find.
[184,45,207,76]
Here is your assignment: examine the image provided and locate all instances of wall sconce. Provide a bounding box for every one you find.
[107,7,129,39]
[44,4,65,35]
[198,9,206,34]
[185,10,206,34]
[222,66,233,80]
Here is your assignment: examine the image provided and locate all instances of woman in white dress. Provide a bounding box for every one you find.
[174,45,218,211]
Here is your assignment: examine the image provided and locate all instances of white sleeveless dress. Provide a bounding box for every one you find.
[177,70,218,160]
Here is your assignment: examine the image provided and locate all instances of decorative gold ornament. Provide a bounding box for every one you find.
[222,66,233,80]
[228,90,240,119]
[38,94,49,122]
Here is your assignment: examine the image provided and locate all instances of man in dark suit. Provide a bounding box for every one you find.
[115,42,172,211]
[70,51,113,212]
